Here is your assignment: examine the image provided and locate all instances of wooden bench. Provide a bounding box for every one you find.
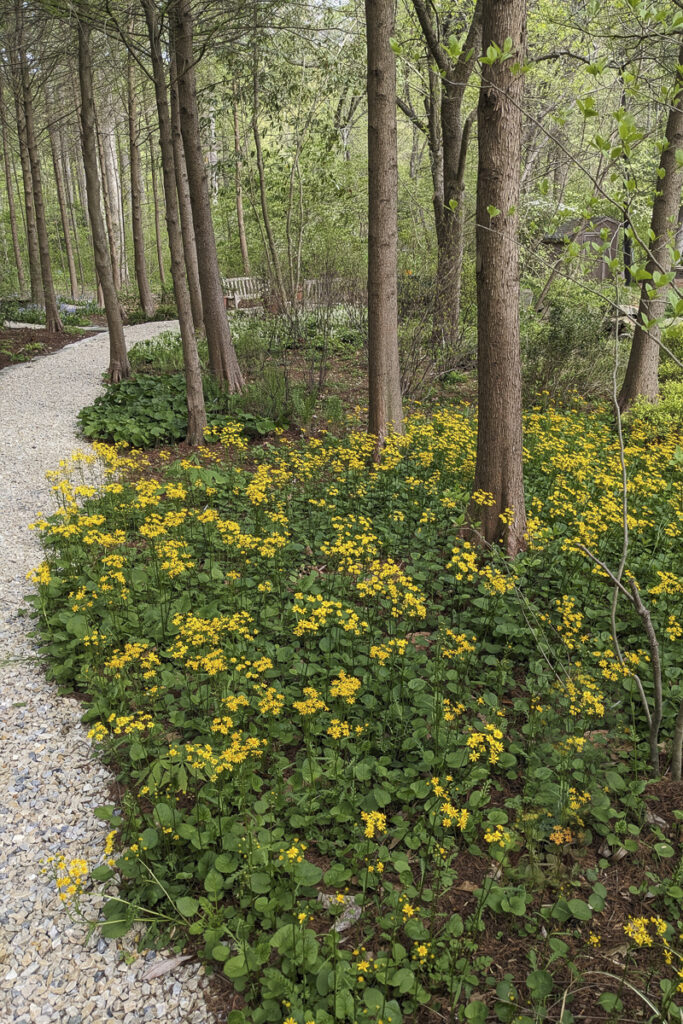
[222,276,265,310]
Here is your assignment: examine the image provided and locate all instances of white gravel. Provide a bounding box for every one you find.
[0,322,218,1023]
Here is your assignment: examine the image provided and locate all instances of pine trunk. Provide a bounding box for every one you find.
[47,93,79,300]
[13,73,42,304]
[142,0,207,444]
[78,21,129,381]
[618,42,683,410]
[18,34,63,333]
[365,0,404,451]
[233,89,251,276]
[0,75,26,294]
[147,131,167,292]
[468,0,527,556]
[172,0,244,391]
[128,57,155,318]
[169,46,204,334]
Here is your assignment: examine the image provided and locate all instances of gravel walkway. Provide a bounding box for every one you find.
[0,323,217,1024]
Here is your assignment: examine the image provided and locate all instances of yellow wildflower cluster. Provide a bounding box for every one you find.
[327,719,364,739]
[106,712,155,736]
[293,687,328,716]
[369,638,408,663]
[624,916,668,947]
[26,561,51,586]
[361,811,387,839]
[105,642,160,680]
[254,684,285,716]
[466,723,504,764]
[356,560,427,619]
[443,698,465,721]
[329,670,362,704]
[441,630,476,658]
[44,854,88,903]
[320,515,379,571]
[292,593,367,637]
[549,826,573,845]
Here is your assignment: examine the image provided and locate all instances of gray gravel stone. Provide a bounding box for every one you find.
[0,323,217,1022]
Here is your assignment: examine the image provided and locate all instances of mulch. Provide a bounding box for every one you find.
[0,326,103,372]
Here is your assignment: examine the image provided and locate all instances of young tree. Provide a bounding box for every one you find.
[142,0,207,442]
[366,0,404,450]
[618,40,683,410]
[78,20,129,381]
[468,0,527,555]
[171,0,244,392]
[128,52,155,319]
[0,72,26,294]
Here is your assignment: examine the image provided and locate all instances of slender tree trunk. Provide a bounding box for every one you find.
[17,27,63,332]
[147,130,167,293]
[0,74,26,294]
[78,21,129,381]
[252,59,288,309]
[169,45,204,333]
[13,69,42,304]
[172,0,244,391]
[233,87,251,276]
[128,55,155,318]
[96,114,121,291]
[468,0,527,556]
[47,93,79,299]
[365,0,404,451]
[618,42,683,410]
[142,0,207,443]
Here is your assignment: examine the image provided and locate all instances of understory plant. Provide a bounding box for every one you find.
[28,401,683,1023]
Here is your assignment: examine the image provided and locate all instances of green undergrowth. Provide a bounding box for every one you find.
[28,401,683,1023]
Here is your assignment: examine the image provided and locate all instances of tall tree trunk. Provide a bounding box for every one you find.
[412,0,482,349]
[365,0,404,451]
[17,25,63,333]
[0,74,26,294]
[47,92,79,299]
[128,55,155,318]
[142,0,207,443]
[96,113,122,291]
[78,21,129,381]
[13,69,42,304]
[172,0,244,392]
[147,129,167,293]
[233,86,251,276]
[169,45,204,334]
[618,42,683,411]
[468,0,527,556]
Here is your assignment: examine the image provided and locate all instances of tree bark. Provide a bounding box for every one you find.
[78,21,129,381]
[468,0,527,556]
[17,21,63,333]
[233,86,251,276]
[46,91,79,300]
[13,65,42,304]
[171,0,244,391]
[142,0,207,443]
[252,59,288,309]
[169,44,204,334]
[0,74,26,294]
[127,55,155,318]
[366,0,404,451]
[147,129,167,293]
[96,112,122,291]
[411,0,482,348]
[618,42,683,410]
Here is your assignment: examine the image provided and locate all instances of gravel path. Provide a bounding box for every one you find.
[0,323,217,1024]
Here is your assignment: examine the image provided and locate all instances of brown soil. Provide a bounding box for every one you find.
[0,326,102,371]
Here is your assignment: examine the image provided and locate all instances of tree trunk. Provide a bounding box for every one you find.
[233,86,251,276]
[142,0,207,444]
[128,55,155,318]
[147,129,167,293]
[18,26,63,333]
[0,74,26,294]
[412,0,482,349]
[618,42,683,411]
[96,113,122,291]
[13,68,42,304]
[47,92,79,300]
[169,45,204,334]
[78,21,129,381]
[171,0,244,392]
[366,0,404,451]
[468,0,527,556]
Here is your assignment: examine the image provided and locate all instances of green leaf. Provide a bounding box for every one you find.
[526,969,553,998]
[464,999,487,1023]
[176,896,199,917]
[487,205,501,219]
[223,954,248,979]
[204,868,224,894]
[250,871,271,893]
[567,898,592,921]
[294,860,323,886]
[655,842,675,858]
[390,967,416,993]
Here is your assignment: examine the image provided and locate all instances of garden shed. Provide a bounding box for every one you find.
[542,216,621,282]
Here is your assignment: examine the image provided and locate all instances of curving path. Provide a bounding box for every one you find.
[0,323,216,1024]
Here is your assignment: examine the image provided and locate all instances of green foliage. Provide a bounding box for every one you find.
[520,281,619,398]
[660,321,683,383]
[628,380,683,435]
[28,400,683,1022]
